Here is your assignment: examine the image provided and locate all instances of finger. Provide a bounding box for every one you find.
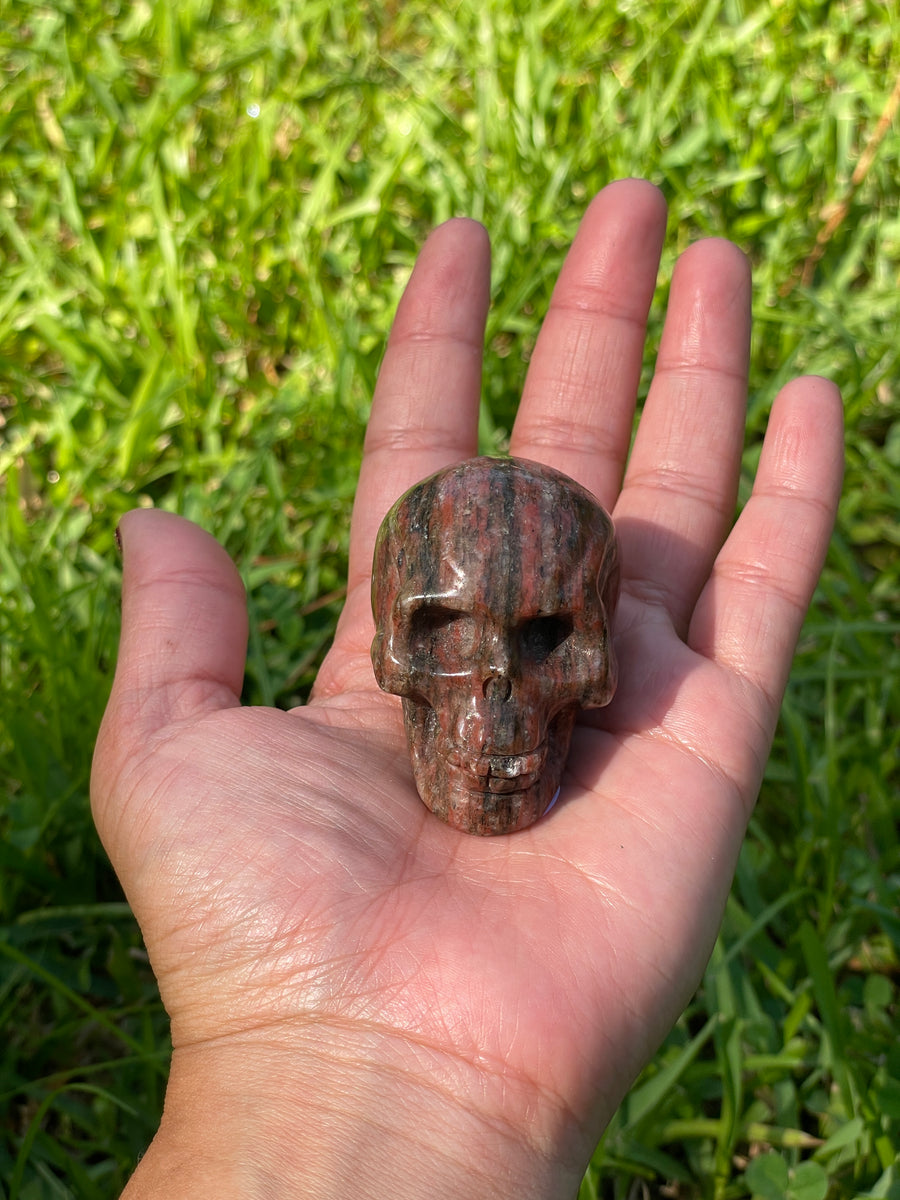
[97,509,247,757]
[510,179,668,509]
[347,218,491,593]
[689,376,843,709]
[615,238,751,636]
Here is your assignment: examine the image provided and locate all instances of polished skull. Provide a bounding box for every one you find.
[371,456,619,835]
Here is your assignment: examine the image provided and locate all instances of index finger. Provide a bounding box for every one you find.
[346,218,491,593]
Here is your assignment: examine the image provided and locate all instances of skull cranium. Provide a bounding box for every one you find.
[371,456,619,835]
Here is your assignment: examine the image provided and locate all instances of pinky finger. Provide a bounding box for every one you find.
[688,376,843,710]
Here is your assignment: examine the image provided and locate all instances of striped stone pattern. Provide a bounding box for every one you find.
[372,456,619,835]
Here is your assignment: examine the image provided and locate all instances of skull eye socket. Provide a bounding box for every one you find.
[519,614,573,662]
[408,604,471,658]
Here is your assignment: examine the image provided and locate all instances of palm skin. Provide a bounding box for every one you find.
[92,181,843,1198]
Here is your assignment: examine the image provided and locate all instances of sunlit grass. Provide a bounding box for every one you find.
[2,1,898,1195]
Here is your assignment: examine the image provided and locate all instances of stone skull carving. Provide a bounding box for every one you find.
[371,456,619,835]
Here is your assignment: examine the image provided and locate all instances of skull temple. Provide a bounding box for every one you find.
[371,456,619,835]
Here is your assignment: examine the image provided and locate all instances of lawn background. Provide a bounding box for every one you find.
[1,0,899,1196]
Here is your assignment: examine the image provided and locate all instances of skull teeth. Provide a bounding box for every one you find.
[480,748,546,779]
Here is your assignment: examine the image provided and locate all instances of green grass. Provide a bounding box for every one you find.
[1,0,898,1195]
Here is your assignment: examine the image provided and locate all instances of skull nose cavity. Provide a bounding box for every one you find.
[483,673,512,702]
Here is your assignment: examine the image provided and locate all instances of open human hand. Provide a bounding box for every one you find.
[91,180,843,1199]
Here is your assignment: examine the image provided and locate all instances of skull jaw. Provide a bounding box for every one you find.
[402,699,577,835]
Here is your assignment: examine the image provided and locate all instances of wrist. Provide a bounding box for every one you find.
[122,1023,585,1200]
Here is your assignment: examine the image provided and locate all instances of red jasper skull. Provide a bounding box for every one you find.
[371,456,619,835]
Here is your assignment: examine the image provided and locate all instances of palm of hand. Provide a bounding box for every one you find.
[92,181,841,1170]
[104,607,733,1139]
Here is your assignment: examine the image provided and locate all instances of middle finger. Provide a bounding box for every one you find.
[510,179,668,510]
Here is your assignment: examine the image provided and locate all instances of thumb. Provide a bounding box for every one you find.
[92,509,248,810]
